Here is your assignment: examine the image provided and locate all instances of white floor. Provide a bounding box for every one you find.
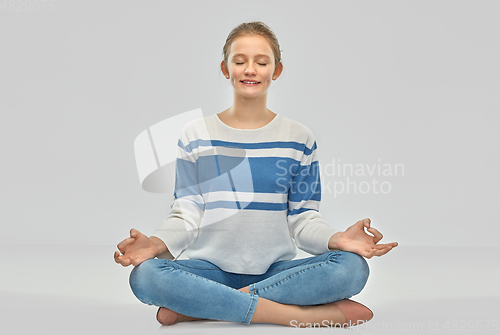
[1,244,499,335]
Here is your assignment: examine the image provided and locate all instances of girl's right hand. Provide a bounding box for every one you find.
[114,228,164,267]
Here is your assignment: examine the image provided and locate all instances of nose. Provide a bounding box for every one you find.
[244,63,256,75]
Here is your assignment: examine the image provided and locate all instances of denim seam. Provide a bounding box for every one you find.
[254,259,336,293]
[243,294,258,324]
[267,251,339,272]
[267,259,311,271]
[173,265,221,270]
[249,283,255,295]
[166,259,222,271]
[173,268,236,290]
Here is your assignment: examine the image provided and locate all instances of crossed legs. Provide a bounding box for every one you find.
[130,251,372,327]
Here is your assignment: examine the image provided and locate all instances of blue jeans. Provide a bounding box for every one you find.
[129,250,369,325]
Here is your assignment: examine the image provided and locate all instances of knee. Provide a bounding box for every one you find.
[129,259,168,305]
[343,251,369,295]
[328,251,370,296]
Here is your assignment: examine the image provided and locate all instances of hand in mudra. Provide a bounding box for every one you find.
[114,228,159,267]
[332,218,398,258]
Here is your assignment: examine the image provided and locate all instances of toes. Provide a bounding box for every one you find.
[334,299,373,327]
[156,307,178,325]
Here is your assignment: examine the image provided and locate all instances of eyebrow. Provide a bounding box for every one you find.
[232,53,271,59]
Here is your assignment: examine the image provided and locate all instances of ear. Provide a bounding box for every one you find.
[221,60,229,77]
[273,61,283,79]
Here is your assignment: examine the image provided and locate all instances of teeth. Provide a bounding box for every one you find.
[242,81,258,84]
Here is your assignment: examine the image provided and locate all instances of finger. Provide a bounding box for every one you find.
[375,242,397,249]
[363,218,371,229]
[376,242,398,249]
[117,237,135,253]
[367,227,383,244]
[114,250,121,263]
[374,243,396,256]
[355,219,368,230]
[120,259,132,267]
[115,254,132,267]
[130,228,140,238]
[114,248,136,267]
[114,251,123,264]
[374,246,393,257]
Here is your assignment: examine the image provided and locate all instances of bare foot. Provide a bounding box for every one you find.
[240,286,372,328]
[294,301,346,327]
[156,307,206,325]
[297,299,373,327]
[334,299,373,327]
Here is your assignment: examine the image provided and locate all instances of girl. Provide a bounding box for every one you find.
[114,21,397,327]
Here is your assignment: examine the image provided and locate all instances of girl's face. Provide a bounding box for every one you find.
[222,34,282,99]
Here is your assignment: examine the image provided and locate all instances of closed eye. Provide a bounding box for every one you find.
[234,62,267,65]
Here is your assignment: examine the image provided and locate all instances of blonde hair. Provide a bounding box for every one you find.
[222,21,282,67]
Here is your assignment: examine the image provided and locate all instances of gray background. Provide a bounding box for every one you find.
[1,0,499,248]
[2,1,500,335]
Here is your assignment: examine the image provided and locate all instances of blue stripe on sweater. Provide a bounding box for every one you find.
[205,200,288,211]
[176,155,321,197]
[182,139,316,156]
[288,207,319,216]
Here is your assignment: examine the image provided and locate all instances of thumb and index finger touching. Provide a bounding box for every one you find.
[117,228,142,250]
[359,218,398,247]
[115,228,142,263]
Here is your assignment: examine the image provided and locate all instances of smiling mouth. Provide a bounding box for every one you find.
[241,80,260,85]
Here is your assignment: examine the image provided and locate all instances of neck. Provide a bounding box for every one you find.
[226,92,273,126]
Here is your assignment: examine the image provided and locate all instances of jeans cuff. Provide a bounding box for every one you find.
[242,293,259,324]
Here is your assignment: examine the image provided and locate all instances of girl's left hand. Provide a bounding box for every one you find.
[328,218,398,258]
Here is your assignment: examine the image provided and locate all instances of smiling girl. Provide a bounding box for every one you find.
[114,21,397,328]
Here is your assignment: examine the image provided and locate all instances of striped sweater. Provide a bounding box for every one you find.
[152,112,339,274]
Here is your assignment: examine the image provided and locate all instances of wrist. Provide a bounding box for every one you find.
[328,232,343,250]
[149,236,168,256]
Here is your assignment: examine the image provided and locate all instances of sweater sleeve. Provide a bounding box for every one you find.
[287,134,339,255]
[151,135,204,260]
